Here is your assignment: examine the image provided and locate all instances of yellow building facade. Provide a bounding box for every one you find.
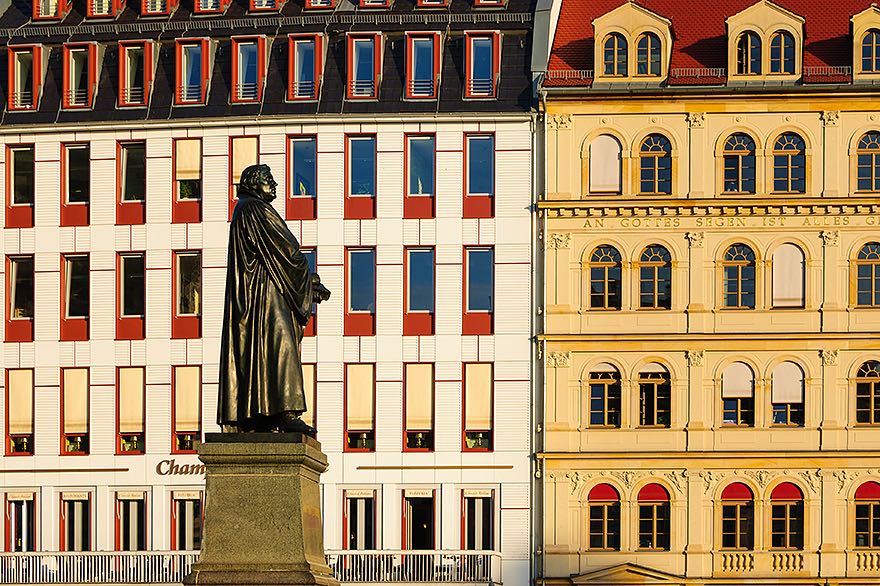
[538,2,880,583]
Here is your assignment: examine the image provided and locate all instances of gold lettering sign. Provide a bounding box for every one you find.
[404,488,434,498]
[345,489,375,498]
[579,215,865,230]
[463,489,493,498]
[173,491,201,500]
[6,492,34,501]
[117,491,146,500]
[61,492,89,501]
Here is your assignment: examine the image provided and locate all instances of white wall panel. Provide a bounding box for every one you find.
[317,361,343,383]
[376,360,402,382]
[89,364,115,386]
[496,151,531,217]
[147,137,172,159]
[114,341,131,365]
[33,386,59,456]
[145,157,172,224]
[90,383,115,455]
[316,220,344,254]
[34,363,59,386]
[171,340,187,366]
[146,363,170,386]
[34,272,59,342]
[34,161,60,227]
[375,336,402,367]
[5,230,20,255]
[436,131,462,152]
[202,154,228,224]
[461,336,478,362]
[434,359,460,381]
[202,267,226,338]
[343,220,360,246]
[259,133,285,156]
[145,384,171,454]
[376,130,403,152]
[19,344,34,367]
[375,380,402,453]
[202,382,220,433]
[315,381,343,453]
[317,152,344,218]
[114,225,132,251]
[492,381,528,453]
[74,341,90,366]
[88,341,114,368]
[201,136,227,157]
[89,271,115,340]
[59,227,75,252]
[131,340,146,365]
[360,220,377,246]
[18,230,34,254]
[499,508,530,558]
[317,130,344,153]
[435,265,461,336]
[343,337,359,362]
[74,226,90,251]
[185,222,202,249]
[494,263,530,335]
[89,226,115,253]
[433,381,461,452]
[170,224,187,250]
[402,338,419,363]
[477,336,495,362]
[201,337,221,384]
[376,264,403,336]
[478,218,495,244]
[360,336,376,363]
[145,268,171,339]
[435,151,463,218]
[418,337,435,363]
[376,152,403,219]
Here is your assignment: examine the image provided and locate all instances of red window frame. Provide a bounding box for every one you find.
[403,247,434,336]
[174,38,210,105]
[169,491,204,550]
[342,489,377,549]
[463,133,495,218]
[286,135,318,220]
[5,494,37,551]
[61,43,97,110]
[116,252,146,341]
[118,41,153,108]
[5,256,34,343]
[60,143,90,227]
[344,247,376,336]
[5,144,36,228]
[304,0,334,8]
[172,250,201,339]
[59,494,92,551]
[249,0,281,11]
[193,0,229,15]
[462,363,494,452]
[473,0,505,6]
[346,33,382,100]
[231,36,266,104]
[464,32,500,99]
[172,137,202,224]
[359,0,390,7]
[287,34,323,102]
[416,0,448,7]
[460,490,495,549]
[86,0,121,18]
[229,135,259,220]
[141,0,177,16]
[462,246,494,335]
[171,365,201,454]
[116,367,146,455]
[32,0,69,20]
[343,363,376,452]
[113,493,147,549]
[60,368,89,456]
[402,363,435,452]
[60,253,89,341]
[344,134,377,219]
[404,133,435,219]
[116,141,146,225]
[301,248,316,336]
[405,33,440,100]
[7,46,42,112]
[402,490,436,549]
[5,369,34,457]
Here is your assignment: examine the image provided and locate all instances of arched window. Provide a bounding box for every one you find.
[772,243,805,308]
[856,361,880,425]
[722,362,754,427]
[862,30,880,73]
[588,246,622,310]
[720,482,754,550]
[772,133,805,193]
[770,482,804,550]
[722,134,756,194]
[736,31,761,75]
[857,132,880,192]
[769,31,795,74]
[639,363,670,427]
[589,135,622,194]
[855,481,880,548]
[639,245,672,309]
[856,243,880,307]
[588,483,620,551]
[771,362,805,427]
[637,483,670,550]
[636,33,661,76]
[722,244,756,309]
[639,134,672,195]
[603,33,627,77]
[588,364,621,428]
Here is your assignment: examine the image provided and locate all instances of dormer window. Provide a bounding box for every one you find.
[736,31,761,75]
[406,33,440,99]
[194,0,228,14]
[87,0,119,18]
[288,34,322,101]
[7,46,42,112]
[603,33,627,76]
[250,0,280,11]
[473,0,504,7]
[863,30,880,73]
[175,39,210,105]
[359,0,390,7]
[232,37,266,103]
[304,0,333,8]
[769,31,794,74]
[63,44,97,109]
[141,0,176,16]
[119,41,153,107]
[465,32,500,99]
[416,0,448,7]
[636,33,660,76]
[346,34,382,100]
[33,0,69,20]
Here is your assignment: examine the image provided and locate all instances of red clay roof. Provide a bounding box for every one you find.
[545,0,875,87]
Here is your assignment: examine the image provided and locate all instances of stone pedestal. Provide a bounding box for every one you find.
[184,433,339,586]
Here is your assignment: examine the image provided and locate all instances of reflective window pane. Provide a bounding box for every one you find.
[66,256,90,318]
[408,249,434,312]
[66,145,90,204]
[467,248,493,312]
[467,136,494,196]
[292,138,317,197]
[349,137,376,196]
[408,136,435,196]
[349,250,375,312]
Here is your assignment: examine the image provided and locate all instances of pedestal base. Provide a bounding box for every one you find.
[184,433,339,586]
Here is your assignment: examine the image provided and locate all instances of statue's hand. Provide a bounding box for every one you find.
[311,274,331,303]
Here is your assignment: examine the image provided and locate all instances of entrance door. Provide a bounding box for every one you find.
[6,497,35,551]
[404,495,434,550]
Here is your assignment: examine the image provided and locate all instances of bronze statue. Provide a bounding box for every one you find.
[218,164,330,434]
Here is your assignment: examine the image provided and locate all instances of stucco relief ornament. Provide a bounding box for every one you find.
[685,231,705,248]
[686,350,705,367]
[699,470,725,494]
[798,470,821,494]
[547,232,572,249]
[821,349,839,367]
[548,114,572,130]
[741,469,772,488]
[831,469,864,493]
[686,112,706,128]
[566,471,593,495]
[611,470,640,488]
[547,352,572,368]
[820,230,840,246]
[663,470,688,495]
[821,110,840,127]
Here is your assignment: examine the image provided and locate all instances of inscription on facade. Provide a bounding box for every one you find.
[582,215,872,230]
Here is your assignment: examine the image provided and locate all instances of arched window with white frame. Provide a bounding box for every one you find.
[771,361,804,427]
[722,362,754,427]
[589,135,622,194]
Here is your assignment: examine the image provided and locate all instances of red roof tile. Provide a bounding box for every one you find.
[546,0,875,87]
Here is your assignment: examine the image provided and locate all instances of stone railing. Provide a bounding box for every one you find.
[326,550,502,584]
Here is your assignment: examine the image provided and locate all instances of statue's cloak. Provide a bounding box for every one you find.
[218,189,314,427]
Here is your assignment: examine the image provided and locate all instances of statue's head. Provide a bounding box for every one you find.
[238,164,277,202]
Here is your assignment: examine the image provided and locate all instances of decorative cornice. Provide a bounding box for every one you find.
[538,199,880,218]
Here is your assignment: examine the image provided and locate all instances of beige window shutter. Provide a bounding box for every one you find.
[63,368,89,435]
[405,363,433,431]
[174,366,201,432]
[118,368,145,433]
[722,362,754,398]
[589,135,622,193]
[772,243,805,307]
[771,361,804,404]
[301,364,316,428]
[346,364,374,431]
[8,370,33,435]
[175,139,202,180]
[465,363,492,430]
[231,137,258,185]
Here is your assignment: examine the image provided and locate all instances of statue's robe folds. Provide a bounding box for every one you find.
[218,191,314,428]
